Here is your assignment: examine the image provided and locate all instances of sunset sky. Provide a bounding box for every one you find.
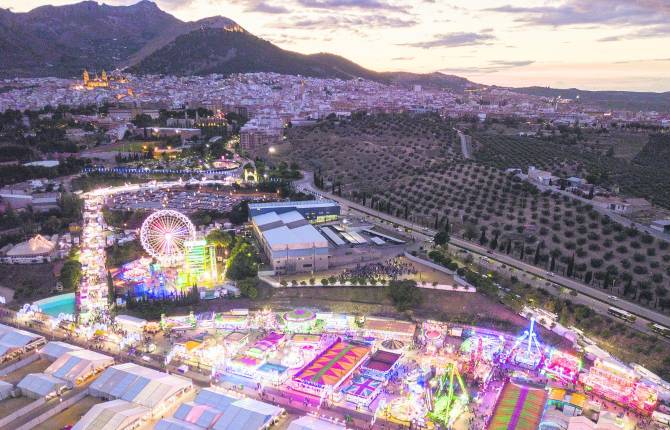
[2,0,670,92]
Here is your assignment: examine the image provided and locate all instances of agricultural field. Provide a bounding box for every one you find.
[473,132,670,209]
[268,114,670,314]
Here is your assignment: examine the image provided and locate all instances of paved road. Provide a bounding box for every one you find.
[296,172,670,331]
[455,128,471,159]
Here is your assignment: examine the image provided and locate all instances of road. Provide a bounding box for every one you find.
[455,128,472,159]
[296,172,670,331]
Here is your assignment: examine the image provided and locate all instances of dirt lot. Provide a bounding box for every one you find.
[32,395,102,430]
[0,263,57,305]
[0,396,33,419]
[0,358,50,385]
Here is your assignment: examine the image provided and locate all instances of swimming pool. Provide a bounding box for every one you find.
[33,293,76,317]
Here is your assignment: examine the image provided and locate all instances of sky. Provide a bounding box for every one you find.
[2,0,670,92]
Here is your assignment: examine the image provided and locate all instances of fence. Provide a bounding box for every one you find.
[403,252,455,275]
[0,352,39,376]
[15,388,90,430]
[0,397,46,428]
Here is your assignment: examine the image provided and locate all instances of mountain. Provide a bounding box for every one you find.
[128,27,385,81]
[512,86,670,112]
[1,0,667,107]
[0,0,475,92]
[382,71,478,93]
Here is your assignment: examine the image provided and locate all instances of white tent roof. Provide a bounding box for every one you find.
[192,388,237,411]
[40,341,83,361]
[287,416,346,430]
[73,399,148,430]
[0,381,13,400]
[211,397,283,430]
[173,402,222,428]
[0,324,43,349]
[6,235,55,256]
[46,349,114,384]
[154,418,203,430]
[90,363,192,410]
[17,373,65,398]
[159,388,283,430]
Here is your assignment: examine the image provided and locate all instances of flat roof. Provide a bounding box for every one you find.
[321,226,345,246]
[249,199,339,210]
[263,224,328,250]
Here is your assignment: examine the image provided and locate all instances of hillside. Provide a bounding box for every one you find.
[1,0,668,105]
[0,0,181,77]
[129,27,384,81]
[512,86,670,112]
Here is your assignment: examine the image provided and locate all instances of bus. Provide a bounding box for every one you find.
[608,306,636,323]
[649,323,670,338]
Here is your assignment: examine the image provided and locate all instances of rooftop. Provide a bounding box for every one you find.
[249,199,339,210]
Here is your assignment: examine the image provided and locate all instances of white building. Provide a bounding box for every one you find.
[251,211,329,274]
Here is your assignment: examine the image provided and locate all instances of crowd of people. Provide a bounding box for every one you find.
[339,258,417,282]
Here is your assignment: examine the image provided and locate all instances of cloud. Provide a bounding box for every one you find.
[441,59,534,74]
[489,60,534,67]
[296,0,406,12]
[228,0,289,13]
[486,0,670,27]
[599,25,670,42]
[391,56,414,61]
[273,14,417,30]
[400,32,495,49]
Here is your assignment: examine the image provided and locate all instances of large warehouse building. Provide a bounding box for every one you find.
[251,210,330,274]
[248,199,340,223]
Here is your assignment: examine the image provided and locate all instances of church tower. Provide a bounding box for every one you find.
[83,69,90,85]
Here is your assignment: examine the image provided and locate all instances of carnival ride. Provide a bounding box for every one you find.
[543,349,582,383]
[429,362,469,428]
[508,318,546,369]
[140,209,196,266]
[387,369,430,425]
[580,358,658,414]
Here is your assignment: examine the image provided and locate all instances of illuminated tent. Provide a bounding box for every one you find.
[73,399,148,430]
[17,373,66,399]
[155,388,284,430]
[90,363,192,413]
[46,349,114,386]
[39,341,82,361]
[381,339,405,351]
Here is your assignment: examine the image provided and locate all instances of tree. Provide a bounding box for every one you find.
[384,280,422,311]
[566,254,575,277]
[60,258,82,291]
[434,230,450,246]
[479,228,487,245]
[226,241,258,280]
[107,270,115,307]
[237,277,259,300]
[584,271,593,284]
[206,229,234,258]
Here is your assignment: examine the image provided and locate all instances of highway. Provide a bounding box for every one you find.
[296,172,670,333]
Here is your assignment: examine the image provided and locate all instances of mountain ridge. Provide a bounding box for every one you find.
[1,0,669,109]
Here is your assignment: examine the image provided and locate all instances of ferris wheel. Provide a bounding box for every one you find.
[140,210,196,264]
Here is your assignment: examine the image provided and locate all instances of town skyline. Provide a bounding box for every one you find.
[2,0,670,92]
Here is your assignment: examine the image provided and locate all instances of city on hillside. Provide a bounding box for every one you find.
[0,1,669,430]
